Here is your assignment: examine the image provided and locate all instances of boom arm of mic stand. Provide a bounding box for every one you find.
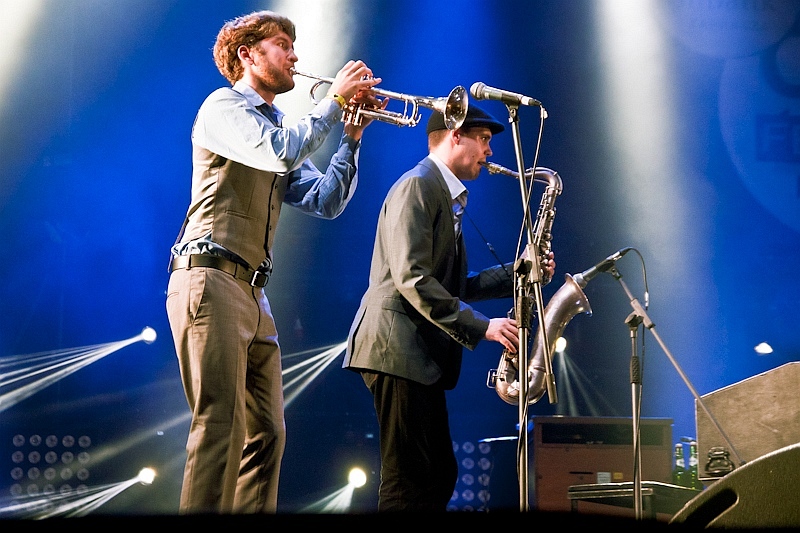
[608,266,745,467]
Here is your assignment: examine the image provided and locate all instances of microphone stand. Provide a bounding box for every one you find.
[505,103,553,513]
[607,265,745,516]
[626,311,644,519]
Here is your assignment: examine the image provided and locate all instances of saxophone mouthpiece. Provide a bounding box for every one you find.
[481,161,519,178]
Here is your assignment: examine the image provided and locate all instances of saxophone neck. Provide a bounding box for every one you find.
[481,161,563,191]
[533,167,563,192]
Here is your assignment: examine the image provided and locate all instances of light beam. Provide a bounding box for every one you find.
[0,328,159,413]
[0,467,156,519]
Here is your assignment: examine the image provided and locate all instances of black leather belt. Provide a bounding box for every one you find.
[169,254,270,287]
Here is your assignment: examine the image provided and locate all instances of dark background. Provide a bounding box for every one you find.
[1,0,798,515]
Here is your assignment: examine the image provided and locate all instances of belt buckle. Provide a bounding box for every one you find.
[250,270,269,287]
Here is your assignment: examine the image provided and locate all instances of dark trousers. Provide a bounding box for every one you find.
[362,372,457,512]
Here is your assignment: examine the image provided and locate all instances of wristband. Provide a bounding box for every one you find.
[328,93,347,108]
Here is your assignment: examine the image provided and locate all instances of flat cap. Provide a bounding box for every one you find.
[426,103,505,135]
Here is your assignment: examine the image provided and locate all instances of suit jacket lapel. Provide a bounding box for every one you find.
[421,157,459,254]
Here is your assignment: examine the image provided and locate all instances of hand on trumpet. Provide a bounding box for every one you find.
[325,60,388,139]
[325,59,380,102]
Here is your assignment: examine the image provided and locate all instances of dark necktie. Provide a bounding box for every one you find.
[257,103,281,126]
[453,193,467,239]
[256,102,281,273]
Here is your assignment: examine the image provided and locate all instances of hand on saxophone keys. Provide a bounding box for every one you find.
[485,317,519,354]
[520,245,556,286]
[541,250,556,285]
[484,244,554,354]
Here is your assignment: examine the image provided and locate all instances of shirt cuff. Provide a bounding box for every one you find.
[341,133,361,151]
[317,97,344,122]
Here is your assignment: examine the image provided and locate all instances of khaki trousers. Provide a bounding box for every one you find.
[166,266,285,513]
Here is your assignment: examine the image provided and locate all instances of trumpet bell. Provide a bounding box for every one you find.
[439,86,468,130]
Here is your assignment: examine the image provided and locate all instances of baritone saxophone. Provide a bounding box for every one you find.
[482,162,592,405]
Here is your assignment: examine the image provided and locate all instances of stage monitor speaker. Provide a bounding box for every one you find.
[695,362,800,477]
[670,442,800,528]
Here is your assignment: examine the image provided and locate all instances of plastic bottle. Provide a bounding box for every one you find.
[688,440,702,490]
[672,442,685,486]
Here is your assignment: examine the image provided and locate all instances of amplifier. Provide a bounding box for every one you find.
[531,415,673,512]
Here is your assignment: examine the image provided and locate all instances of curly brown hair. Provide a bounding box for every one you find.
[212,11,296,85]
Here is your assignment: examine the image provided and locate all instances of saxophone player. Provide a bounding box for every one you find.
[344,104,556,511]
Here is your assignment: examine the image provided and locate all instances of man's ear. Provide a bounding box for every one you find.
[237,45,253,66]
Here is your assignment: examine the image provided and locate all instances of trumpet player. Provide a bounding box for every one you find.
[166,10,383,514]
[344,104,556,511]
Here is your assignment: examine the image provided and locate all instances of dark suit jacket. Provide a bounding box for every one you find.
[344,156,514,389]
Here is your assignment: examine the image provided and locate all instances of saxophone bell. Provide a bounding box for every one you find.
[488,274,592,405]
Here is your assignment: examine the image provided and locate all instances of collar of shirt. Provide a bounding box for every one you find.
[427,153,467,203]
[232,80,285,126]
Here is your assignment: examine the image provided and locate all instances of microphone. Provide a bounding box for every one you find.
[470,82,541,107]
[573,247,633,288]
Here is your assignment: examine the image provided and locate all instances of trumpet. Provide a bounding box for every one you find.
[291,68,468,129]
